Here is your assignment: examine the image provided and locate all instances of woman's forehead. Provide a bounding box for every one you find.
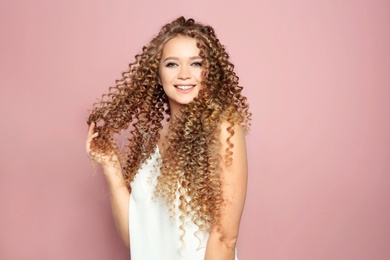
[161,36,200,58]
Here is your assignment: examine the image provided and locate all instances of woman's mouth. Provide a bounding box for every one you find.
[174,85,195,90]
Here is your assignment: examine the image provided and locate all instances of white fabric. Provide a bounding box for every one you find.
[129,146,238,260]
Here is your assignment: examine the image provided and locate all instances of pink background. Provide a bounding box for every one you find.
[1,0,389,259]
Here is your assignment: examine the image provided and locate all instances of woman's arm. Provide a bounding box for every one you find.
[86,123,130,248]
[204,122,248,260]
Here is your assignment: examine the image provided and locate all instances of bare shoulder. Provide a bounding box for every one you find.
[219,120,245,136]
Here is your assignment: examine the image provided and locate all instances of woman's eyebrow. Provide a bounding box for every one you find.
[162,56,202,62]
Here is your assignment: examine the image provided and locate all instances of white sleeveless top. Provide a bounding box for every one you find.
[129,147,238,260]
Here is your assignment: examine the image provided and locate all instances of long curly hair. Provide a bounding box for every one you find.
[87,16,251,235]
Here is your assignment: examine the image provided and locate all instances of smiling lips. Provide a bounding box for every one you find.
[174,85,195,90]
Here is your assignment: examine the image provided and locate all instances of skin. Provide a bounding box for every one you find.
[204,122,248,260]
[86,123,130,247]
[86,35,248,260]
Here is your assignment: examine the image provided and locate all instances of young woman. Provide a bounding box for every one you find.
[86,17,251,260]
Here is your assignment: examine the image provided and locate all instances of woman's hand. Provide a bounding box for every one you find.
[86,122,120,169]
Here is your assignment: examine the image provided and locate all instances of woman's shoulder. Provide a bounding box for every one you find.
[218,121,246,146]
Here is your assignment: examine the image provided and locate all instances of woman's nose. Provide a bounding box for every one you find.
[178,66,191,79]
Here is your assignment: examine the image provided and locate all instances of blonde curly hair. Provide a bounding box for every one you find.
[87,16,251,234]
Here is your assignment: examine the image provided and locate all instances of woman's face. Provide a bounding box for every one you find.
[158,36,204,114]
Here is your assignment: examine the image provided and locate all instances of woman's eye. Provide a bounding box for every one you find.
[192,62,202,67]
[166,62,177,67]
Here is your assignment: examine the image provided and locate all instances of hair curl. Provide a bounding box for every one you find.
[87,16,251,236]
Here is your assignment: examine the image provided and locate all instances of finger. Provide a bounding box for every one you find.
[86,132,99,156]
[88,122,95,137]
[86,132,98,149]
[89,132,99,141]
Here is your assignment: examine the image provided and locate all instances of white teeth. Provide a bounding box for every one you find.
[176,85,194,90]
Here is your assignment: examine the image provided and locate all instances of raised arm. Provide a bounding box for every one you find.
[86,123,130,247]
[205,122,248,260]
